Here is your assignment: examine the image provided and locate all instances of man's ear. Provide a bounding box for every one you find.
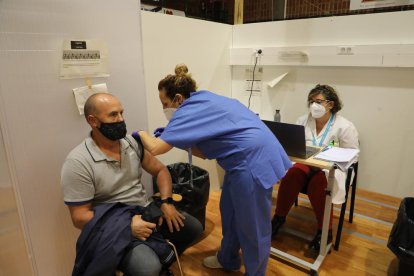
[87,115,99,128]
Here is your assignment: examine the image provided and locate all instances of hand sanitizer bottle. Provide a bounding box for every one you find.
[274,109,281,122]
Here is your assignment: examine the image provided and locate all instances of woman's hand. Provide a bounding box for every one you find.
[130,214,157,241]
[159,204,185,233]
[153,127,165,138]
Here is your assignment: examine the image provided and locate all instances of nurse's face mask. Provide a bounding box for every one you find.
[309,99,330,119]
[163,95,179,121]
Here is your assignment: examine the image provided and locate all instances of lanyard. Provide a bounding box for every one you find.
[312,114,334,147]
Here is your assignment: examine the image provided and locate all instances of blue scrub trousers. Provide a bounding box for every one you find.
[217,168,273,276]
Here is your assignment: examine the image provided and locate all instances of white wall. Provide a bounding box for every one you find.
[0,1,147,275]
[231,11,414,198]
[141,12,232,190]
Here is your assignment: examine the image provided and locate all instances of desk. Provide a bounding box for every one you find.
[270,155,335,276]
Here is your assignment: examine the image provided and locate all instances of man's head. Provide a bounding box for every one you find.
[84,93,127,141]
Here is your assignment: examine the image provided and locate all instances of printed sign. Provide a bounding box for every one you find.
[60,40,109,79]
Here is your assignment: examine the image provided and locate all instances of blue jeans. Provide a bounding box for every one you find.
[119,212,202,276]
[119,243,162,276]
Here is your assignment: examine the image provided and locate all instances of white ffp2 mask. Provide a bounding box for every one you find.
[163,107,177,121]
[310,103,327,119]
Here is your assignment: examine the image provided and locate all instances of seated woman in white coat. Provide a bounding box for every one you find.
[271,84,359,252]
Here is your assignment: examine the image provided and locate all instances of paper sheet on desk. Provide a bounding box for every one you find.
[314,147,359,171]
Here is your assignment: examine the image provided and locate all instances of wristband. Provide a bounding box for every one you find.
[159,197,174,205]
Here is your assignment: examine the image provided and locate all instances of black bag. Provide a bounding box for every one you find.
[154,162,210,229]
[388,197,414,275]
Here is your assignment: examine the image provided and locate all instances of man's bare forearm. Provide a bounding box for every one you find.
[156,167,173,199]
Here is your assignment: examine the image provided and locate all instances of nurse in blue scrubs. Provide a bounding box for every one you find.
[138,64,291,276]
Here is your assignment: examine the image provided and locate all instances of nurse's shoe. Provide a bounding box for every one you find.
[203,254,239,272]
[203,255,223,269]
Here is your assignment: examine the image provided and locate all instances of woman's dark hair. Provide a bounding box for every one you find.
[307,84,343,113]
[158,64,197,100]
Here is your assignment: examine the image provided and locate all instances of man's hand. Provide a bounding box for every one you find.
[131,214,157,241]
[159,204,185,233]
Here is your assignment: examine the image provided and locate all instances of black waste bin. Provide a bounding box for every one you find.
[388,197,414,276]
[153,162,210,230]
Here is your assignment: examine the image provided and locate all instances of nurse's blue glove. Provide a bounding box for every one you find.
[153,127,165,138]
[131,131,142,143]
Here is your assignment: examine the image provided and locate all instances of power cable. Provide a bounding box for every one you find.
[248,55,259,109]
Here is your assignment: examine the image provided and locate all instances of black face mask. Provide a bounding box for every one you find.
[98,121,127,141]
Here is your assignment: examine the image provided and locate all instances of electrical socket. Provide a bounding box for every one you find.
[337,46,354,55]
[245,66,263,76]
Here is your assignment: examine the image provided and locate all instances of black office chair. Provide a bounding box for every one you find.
[294,161,359,251]
[334,161,358,250]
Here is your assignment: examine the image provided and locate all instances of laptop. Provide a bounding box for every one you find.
[262,120,321,159]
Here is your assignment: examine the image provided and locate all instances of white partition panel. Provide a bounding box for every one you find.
[141,12,232,190]
[0,1,147,275]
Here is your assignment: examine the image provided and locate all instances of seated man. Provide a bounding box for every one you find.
[61,93,203,276]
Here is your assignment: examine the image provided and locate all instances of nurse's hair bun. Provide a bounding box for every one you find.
[158,64,196,99]
[175,64,189,76]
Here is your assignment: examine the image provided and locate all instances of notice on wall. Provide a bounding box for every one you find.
[60,40,109,79]
[73,83,108,115]
[350,0,414,10]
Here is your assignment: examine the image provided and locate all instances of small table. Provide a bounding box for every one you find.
[270,155,335,276]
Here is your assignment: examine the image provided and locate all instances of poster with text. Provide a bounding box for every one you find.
[350,0,414,10]
[60,40,109,79]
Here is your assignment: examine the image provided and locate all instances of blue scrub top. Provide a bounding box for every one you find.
[160,90,291,189]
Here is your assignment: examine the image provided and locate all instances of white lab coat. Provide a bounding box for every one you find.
[296,113,359,204]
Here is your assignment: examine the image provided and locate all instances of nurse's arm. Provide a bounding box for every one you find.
[190,146,206,159]
[138,130,173,156]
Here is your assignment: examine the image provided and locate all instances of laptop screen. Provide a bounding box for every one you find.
[262,120,307,158]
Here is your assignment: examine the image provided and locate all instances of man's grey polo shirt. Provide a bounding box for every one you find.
[61,135,148,206]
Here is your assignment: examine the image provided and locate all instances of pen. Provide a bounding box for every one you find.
[321,146,330,152]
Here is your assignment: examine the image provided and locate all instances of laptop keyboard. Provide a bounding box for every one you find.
[305,146,320,158]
